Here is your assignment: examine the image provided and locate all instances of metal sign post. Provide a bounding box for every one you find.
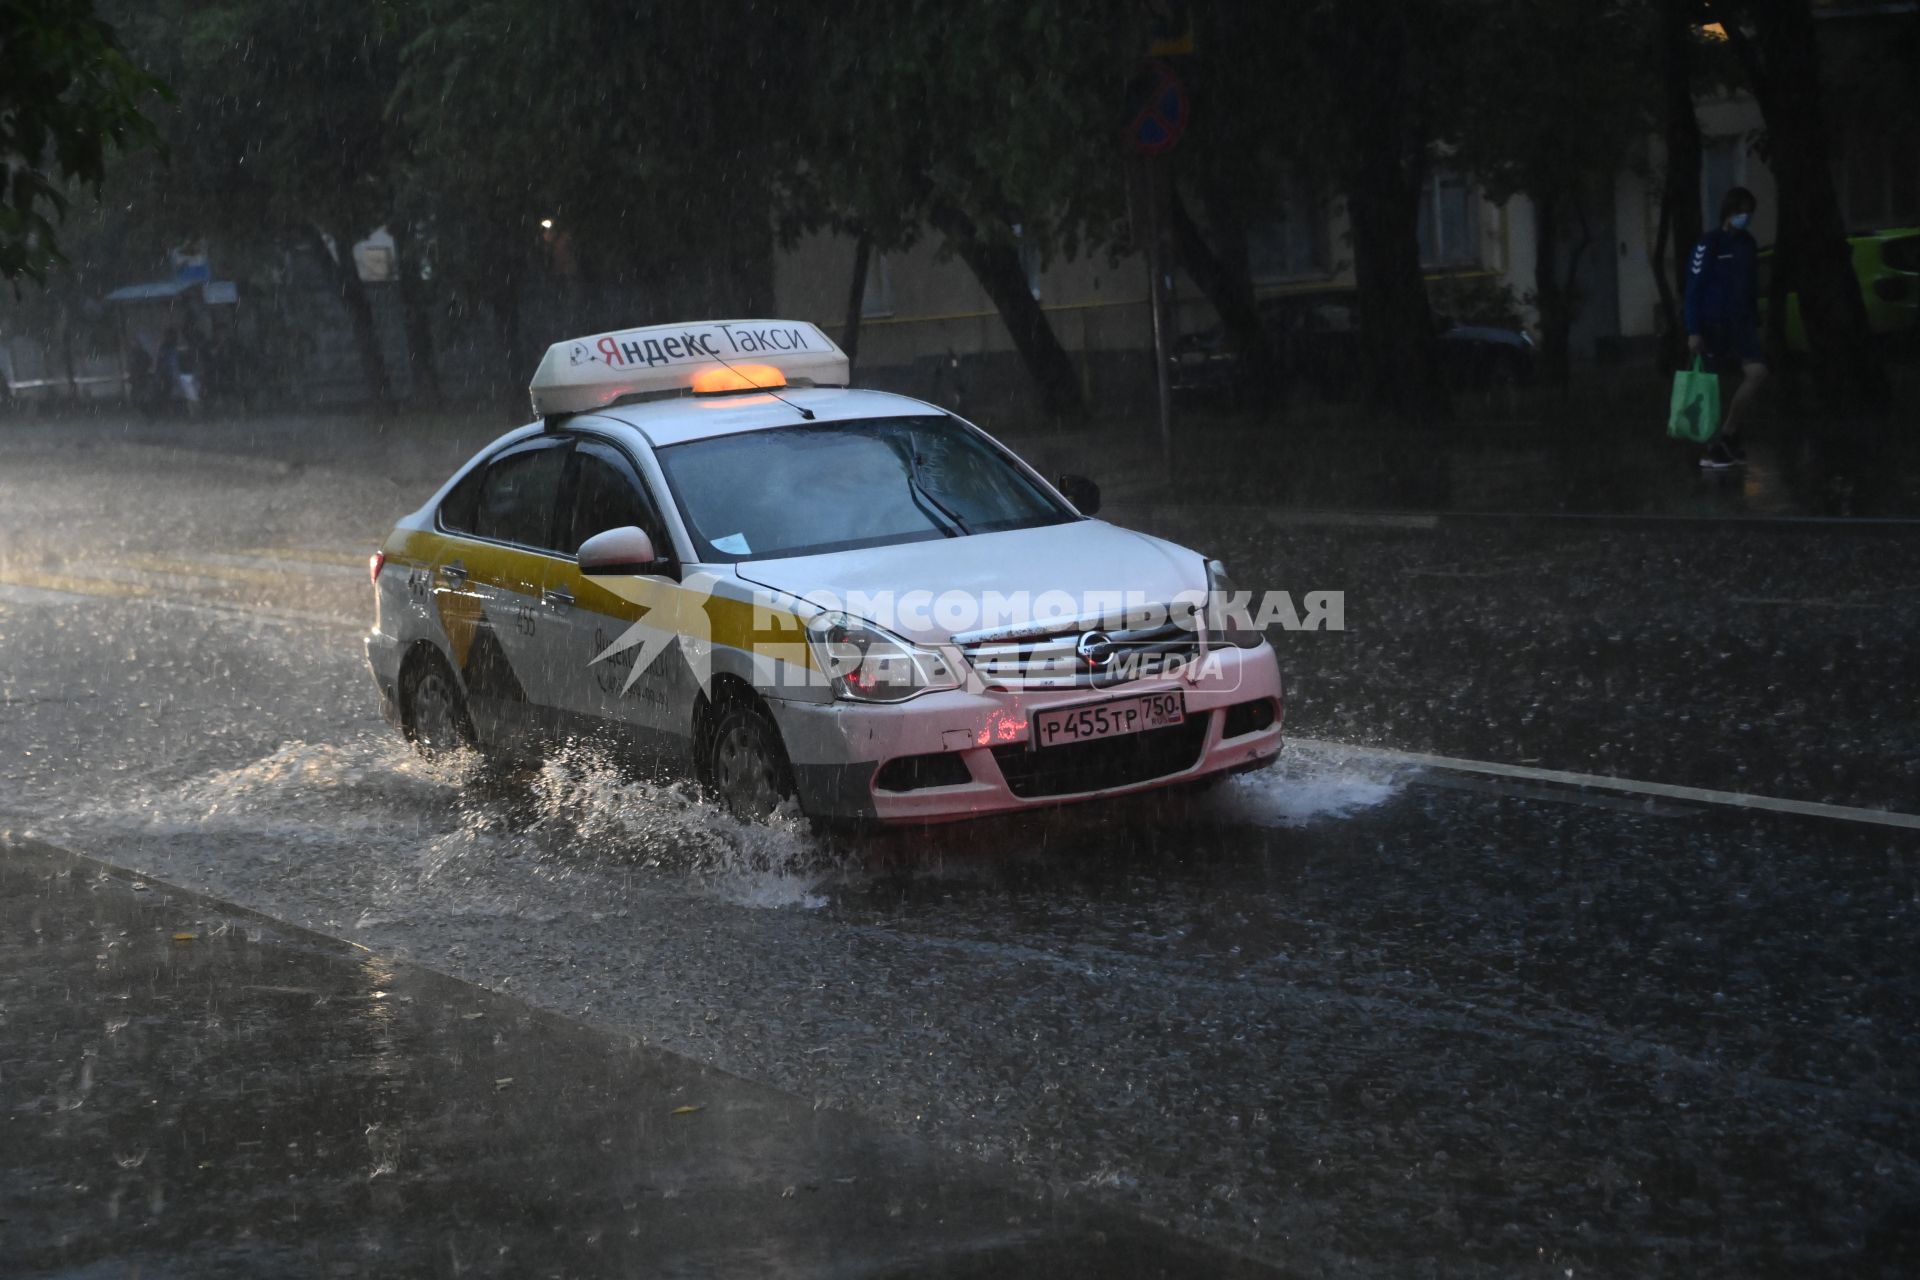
[1126,60,1189,474]
[1145,162,1174,472]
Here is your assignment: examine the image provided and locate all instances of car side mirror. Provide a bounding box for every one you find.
[1056,473,1101,515]
[578,526,665,575]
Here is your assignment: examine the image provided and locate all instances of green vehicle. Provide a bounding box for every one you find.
[1759,227,1920,353]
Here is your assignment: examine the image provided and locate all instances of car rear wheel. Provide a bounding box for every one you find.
[706,704,797,821]
[401,650,475,759]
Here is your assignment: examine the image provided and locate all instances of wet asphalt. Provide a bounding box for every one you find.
[0,837,1264,1279]
[1,410,1917,1276]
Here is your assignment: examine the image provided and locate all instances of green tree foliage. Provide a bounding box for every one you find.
[1450,0,1659,387]
[1168,2,1309,411]
[17,0,1905,423]
[1,0,164,286]
[1299,0,1465,422]
[1176,0,1471,422]
[782,1,1134,420]
[393,0,814,408]
[112,0,415,404]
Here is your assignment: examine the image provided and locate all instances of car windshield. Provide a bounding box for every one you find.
[654,415,1076,561]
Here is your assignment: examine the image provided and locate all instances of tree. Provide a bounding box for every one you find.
[394,0,807,414]
[1716,0,1888,410]
[1305,1,1452,421]
[1164,1,1299,412]
[783,1,1134,421]
[1453,0,1658,387]
[1,0,164,287]
[116,0,418,406]
[1650,0,1710,368]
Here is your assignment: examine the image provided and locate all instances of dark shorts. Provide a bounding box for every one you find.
[1700,319,1765,371]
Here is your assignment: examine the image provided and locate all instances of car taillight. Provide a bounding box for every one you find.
[369,550,386,584]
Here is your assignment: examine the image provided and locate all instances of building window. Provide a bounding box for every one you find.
[1418,169,1482,269]
[1700,136,1746,228]
[861,251,895,318]
[1247,175,1329,281]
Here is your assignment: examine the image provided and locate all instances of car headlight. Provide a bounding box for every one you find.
[1205,559,1262,649]
[806,612,963,702]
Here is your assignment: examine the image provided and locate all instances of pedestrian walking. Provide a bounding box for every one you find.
[1685,186,1768,469]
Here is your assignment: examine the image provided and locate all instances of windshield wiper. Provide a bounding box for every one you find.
[898,436,971,536]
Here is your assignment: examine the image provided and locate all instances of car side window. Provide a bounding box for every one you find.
[568,439,667,558]
[439,465,486,533]
[471,442,569,550]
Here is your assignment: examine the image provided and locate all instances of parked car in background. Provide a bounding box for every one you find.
[1759,227,1920,353]
[1435,321,1537,389]
[1172,289,1534,405]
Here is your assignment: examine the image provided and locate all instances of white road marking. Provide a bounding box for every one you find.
[1292,737,1920,831]
[0,582,96,608]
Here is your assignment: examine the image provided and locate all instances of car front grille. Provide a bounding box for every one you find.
[873,751,973,792]
[958,613,1202,689]
[991,712,1211,799]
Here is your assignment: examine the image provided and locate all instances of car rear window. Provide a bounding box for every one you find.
[472,445,568,549]
[439,465,486,533]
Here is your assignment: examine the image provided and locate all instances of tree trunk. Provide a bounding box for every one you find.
[930,203,1086,422]
[1651,181,1677,361]
[311,225,393,410]
[1532,188,1594,390]
[842,230,872,374]
[488,265,528,422]
[1170,183,1276,407]
[1725,2,1888,410]
[58,304,79,403]
[1345,159,1446,421]
[391,220,442,406]
[1325,8,1447,422]
[1533,192,1569,387]
[1657,0,1705,368]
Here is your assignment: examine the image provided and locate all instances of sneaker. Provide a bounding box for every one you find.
[1699,441,1736,469]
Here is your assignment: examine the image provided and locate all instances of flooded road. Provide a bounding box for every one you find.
[4,414,1918,1275]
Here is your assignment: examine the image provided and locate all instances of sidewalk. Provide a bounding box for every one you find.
[10,364,1917,521]
[0,836,1271,1279]
[994,365,1920,522]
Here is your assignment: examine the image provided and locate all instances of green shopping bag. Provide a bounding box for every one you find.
[1667,357,1720,443]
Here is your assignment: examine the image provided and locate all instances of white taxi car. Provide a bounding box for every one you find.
[365,319,1282,825]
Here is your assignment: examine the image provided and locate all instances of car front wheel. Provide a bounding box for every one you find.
[706,704,797,821]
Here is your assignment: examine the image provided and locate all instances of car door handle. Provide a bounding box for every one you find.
[543,586,574,611]
[440,559,468,585]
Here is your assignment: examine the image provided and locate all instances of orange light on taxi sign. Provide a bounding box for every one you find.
[690,363,787,395]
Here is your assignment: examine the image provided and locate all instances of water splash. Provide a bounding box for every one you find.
[518,743,830,908]
[49,734,837,912]
[1209,738,1405,827]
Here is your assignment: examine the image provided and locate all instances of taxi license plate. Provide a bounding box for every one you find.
[1034,691,1185,749]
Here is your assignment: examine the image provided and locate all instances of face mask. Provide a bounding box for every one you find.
[1730,212,1751,230]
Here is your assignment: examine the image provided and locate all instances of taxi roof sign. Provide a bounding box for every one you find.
[529,319,849,416]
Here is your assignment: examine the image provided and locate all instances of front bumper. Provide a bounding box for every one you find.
[767,643,1283,824]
